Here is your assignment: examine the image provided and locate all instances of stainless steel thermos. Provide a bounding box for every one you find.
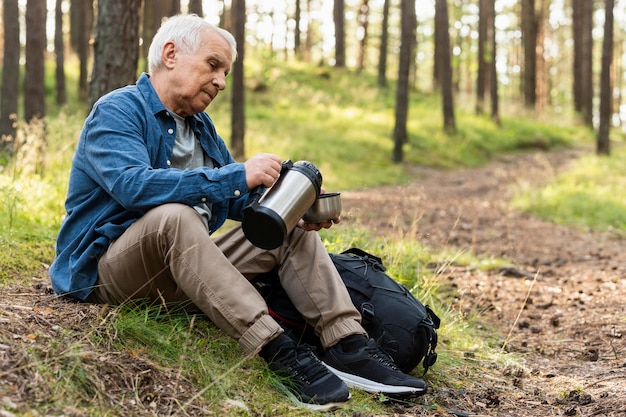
[242,160,322,250]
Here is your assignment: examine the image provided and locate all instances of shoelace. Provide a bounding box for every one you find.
[277,344,329,385]
[364,340,401,371]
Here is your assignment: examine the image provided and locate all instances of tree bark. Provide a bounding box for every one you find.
[521,0,537,109]
[72,0,94,101]
[581,0,594,126]
[231,0,246,160]
[435,0,455,132]
[304,0,314,62]
[573,0,594,125]
[294,0,302,59]
[356,0,369,72]
[393,0,416,163]
[55,0,67,106]
[488,0,499,125]
[597,0,614,155]
[476,0,488,114]
[88,0,142,110]
[334,0,346,67]
[0,0,20,147]
[377,0,390,87]
[142,0,167,70]
[572,0,583,112]
[188,0,204,16]
[535,0,550,110]
[25,0,48,122]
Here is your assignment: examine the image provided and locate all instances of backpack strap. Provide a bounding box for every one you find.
[341,247,384,269]
[421,305,440,375]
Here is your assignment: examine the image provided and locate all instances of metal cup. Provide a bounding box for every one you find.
[303,192,342,223]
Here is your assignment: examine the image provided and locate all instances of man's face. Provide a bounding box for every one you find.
[168,29,233,117]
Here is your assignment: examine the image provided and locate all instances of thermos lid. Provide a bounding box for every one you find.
[290,161,323,197]
[242,205,288,250]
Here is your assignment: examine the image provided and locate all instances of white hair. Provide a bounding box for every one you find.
[147,14,237,73]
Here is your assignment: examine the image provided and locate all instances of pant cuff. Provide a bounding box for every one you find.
[319,319,368,348]
[238,314,284,355]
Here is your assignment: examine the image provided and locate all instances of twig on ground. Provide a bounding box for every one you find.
[501,269,539,353]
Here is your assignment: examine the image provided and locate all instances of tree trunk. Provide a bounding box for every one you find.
[88,0,142,110]
[169,0,181,15]
[597,0,614,155]
[572,0,583,113]
[55,0,67,106]
[392,0,416,163]
[142,0,167,71]
[435,0,455,132]
[334,0,345,67]
[476,0,488,114]
[304,0,314,62]
[25,0,47,122]
[141,0,180,69]
[432,11,440,90]
[521,0,537,109]
[72,0,94,101]
[377,0,390,87]
[231,0,246,160]
[294,0,302,59]
[0,0,20,147]
[535,0,550,111]
[581,0,594,126]
[356,0,369,72]
[573,0,594,125]
[488,0,499,125]
[188,0,204,16]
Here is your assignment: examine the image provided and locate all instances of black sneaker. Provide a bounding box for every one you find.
[323,337,428,395]
[260,335,350,410]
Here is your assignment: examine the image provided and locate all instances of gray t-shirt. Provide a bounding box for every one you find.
[169,111,213,228]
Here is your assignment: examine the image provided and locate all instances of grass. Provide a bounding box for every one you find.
[1,58,624,415]
[512,144,626,235]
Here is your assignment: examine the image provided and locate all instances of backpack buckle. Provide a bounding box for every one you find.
[360,302,375,320]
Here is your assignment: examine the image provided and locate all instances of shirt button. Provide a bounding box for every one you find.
[166,160,171,166]
[168,128,174,134]
[201,197,207,202]
[234,190,241,197]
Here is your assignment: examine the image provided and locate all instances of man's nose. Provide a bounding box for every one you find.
[213,74,226,90]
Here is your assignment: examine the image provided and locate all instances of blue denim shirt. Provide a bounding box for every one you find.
[49,73,249,301]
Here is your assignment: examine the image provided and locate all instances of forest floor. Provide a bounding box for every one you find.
[1,148,624,416]
[341,147,626,417]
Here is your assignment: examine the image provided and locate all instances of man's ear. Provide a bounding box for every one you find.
[161,41,177,69]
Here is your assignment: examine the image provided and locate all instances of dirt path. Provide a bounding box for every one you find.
[341,149,626,416]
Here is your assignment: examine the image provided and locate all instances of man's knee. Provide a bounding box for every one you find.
[146,203,207,234]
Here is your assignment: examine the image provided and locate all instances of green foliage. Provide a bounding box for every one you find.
[211,61,587,190]
[513,145,626,234]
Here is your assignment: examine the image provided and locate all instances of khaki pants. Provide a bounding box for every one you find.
[89,203,364,354]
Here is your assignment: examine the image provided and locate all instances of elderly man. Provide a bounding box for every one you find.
[49,14,426,410]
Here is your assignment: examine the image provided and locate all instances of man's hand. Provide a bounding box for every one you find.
[244,153,282,189]
[298,217,341,232]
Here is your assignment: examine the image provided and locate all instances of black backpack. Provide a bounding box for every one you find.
[254,248,440,374]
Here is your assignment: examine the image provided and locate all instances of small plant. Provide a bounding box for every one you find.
[0,181,22,233]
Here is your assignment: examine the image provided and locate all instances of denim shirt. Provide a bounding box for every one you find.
[49,73,249,301]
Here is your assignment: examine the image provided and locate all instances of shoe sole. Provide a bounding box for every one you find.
[324,364,427,395]
[275,381,351,411]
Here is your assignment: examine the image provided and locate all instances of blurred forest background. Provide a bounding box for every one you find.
[1,0,625,165]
